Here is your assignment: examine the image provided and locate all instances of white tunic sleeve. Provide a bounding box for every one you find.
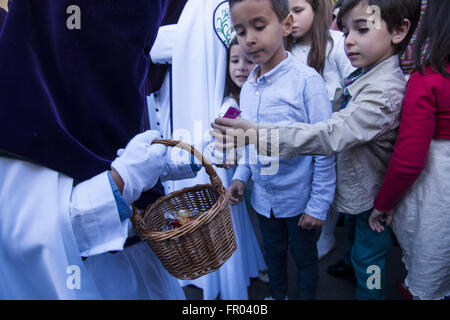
[69,171,128,257]
[150,24,178,64]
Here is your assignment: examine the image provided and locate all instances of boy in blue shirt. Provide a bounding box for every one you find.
[227,0,336,300]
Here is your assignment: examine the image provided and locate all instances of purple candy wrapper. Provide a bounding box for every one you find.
[223,106,241,119]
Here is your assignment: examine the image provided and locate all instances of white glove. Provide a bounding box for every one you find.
[111,130,167,204]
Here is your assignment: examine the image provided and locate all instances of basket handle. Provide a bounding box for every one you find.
[151,139,224,194]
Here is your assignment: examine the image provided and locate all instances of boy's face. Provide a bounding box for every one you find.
[341,1,396,69]
[230,0,292,75]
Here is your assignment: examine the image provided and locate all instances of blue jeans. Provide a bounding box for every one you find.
[342,209,391,300]
[257,212,318,300]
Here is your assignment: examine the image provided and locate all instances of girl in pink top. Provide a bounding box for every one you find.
[369,0,450,300]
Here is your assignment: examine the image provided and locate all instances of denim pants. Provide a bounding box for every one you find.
[257,212,318,300]
[342,209,391,300]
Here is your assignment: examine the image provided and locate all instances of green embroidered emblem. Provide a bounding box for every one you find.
[214,1,235,48]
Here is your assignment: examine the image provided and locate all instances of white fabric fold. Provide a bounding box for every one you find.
[150,24,178,64]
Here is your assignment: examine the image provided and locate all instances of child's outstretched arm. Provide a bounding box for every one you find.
[212,89,401,159]
[257,89,400,158]
[211,117,258,149]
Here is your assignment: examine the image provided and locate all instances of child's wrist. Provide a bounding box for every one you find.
[110,169,124,194]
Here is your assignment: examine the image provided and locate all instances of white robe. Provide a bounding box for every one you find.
[0,156,185,299]
[148,0,267,299]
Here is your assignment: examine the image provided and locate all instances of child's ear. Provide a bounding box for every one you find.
[282,13,294,37]
[392,18,411,46]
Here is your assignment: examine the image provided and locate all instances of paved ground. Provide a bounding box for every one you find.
[183,204,407,300]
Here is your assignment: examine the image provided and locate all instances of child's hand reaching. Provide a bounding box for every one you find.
[212,117,258,134]
[210,117,259,150]
[369,208,393,233]
[227,180,246,205]
[298,213,324,230]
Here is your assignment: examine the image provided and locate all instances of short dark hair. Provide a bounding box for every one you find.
[228,0,290,22]
[337,0,421,54]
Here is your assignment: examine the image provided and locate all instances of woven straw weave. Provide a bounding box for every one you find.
[131,139,236,280]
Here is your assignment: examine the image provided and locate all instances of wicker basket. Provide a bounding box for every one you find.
[131,139,237,280]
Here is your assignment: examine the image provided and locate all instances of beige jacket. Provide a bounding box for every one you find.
[259,55,406,214]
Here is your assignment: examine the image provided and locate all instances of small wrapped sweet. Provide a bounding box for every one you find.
[162,211,180,231]
[176,209,192,225]
[162,209,208,231]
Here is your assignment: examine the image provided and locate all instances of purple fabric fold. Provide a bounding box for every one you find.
[0,7,6,30]
[0,0,167,206]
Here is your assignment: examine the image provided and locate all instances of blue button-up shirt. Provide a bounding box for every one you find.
[233,52,336,220]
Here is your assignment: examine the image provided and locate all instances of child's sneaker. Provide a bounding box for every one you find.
[327,259,355,281]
